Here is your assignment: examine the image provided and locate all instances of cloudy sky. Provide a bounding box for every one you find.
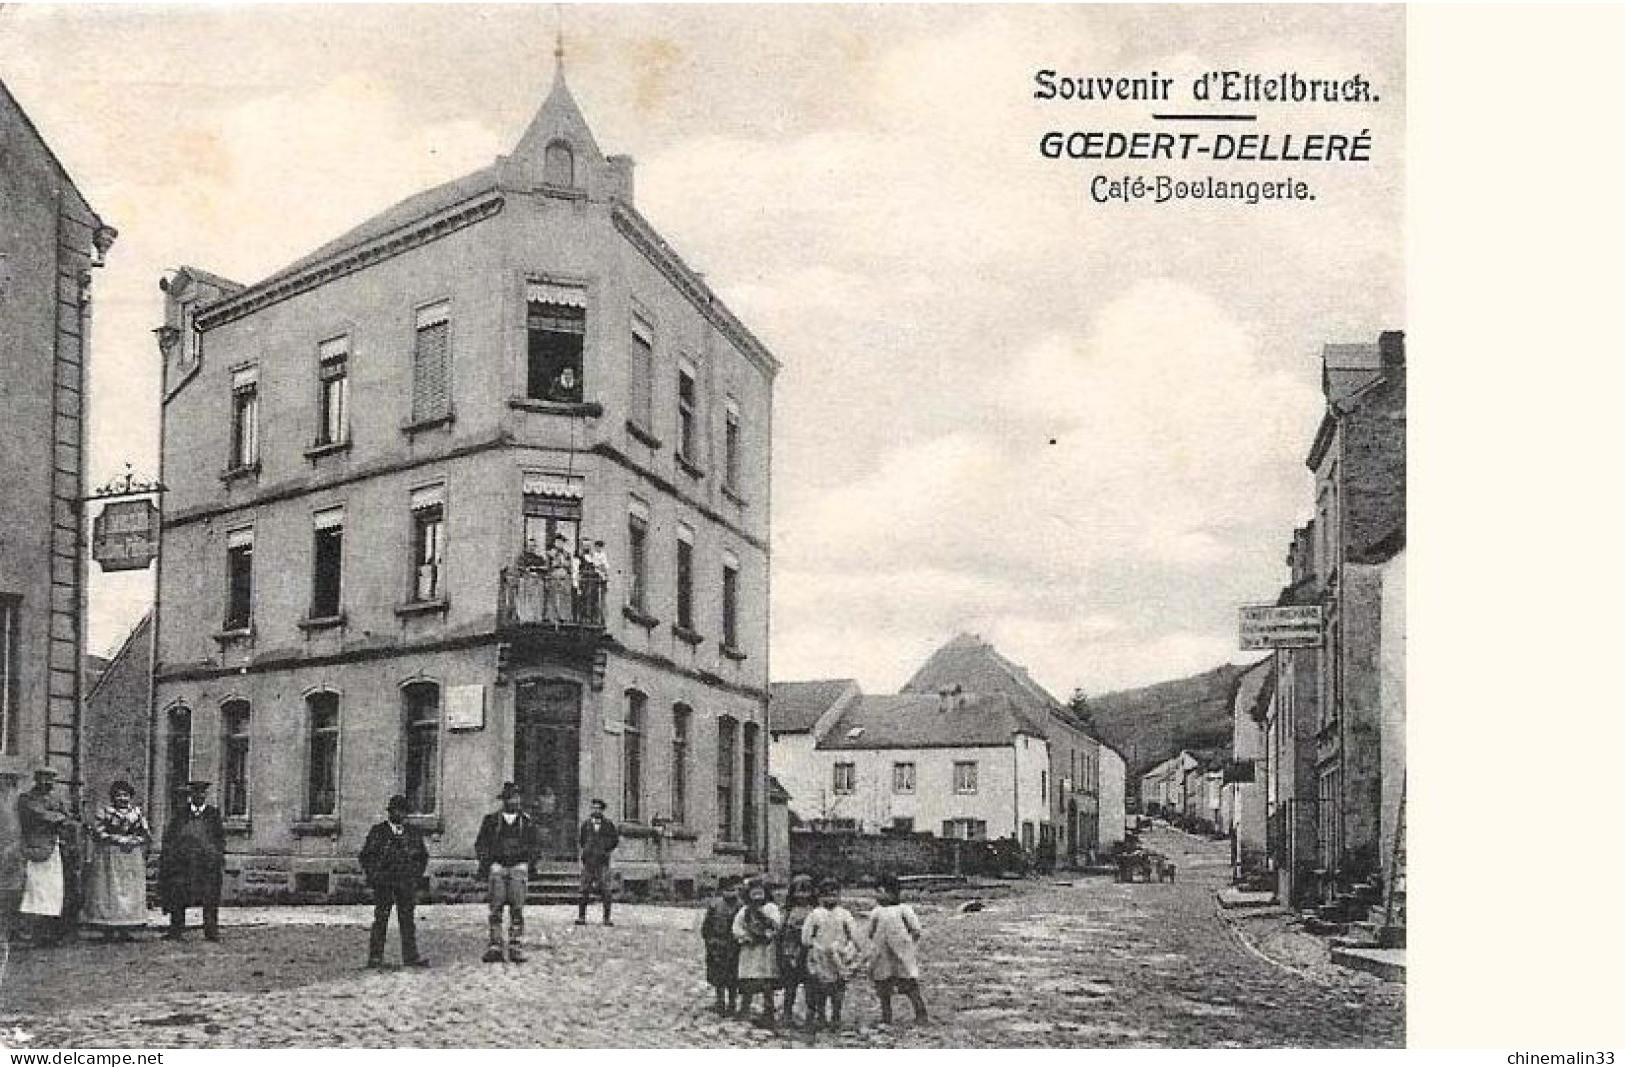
[1,4,1402,697]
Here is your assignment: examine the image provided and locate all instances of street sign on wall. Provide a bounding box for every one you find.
[1239,604,1323,649]
[91,499,159,572]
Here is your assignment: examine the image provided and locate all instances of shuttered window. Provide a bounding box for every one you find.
[412,302,451,423]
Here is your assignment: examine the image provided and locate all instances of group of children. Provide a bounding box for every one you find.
[700,872,930,1032]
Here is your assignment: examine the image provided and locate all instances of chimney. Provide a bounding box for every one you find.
[607,154,635,205]
[1379,329,1405,369]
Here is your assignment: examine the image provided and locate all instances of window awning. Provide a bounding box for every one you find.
[523,472,584,499]
[527,281,588,309]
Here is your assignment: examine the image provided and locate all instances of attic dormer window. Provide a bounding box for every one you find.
[544,140,577,188]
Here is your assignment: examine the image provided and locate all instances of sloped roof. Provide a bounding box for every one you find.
[769,679,859,734]
[815,692,1046,751]
[904,633,1064,709]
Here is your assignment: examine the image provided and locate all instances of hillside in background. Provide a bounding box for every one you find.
[1084,664,1247,777]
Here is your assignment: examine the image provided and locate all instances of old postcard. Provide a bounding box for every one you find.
[0,2,1424,1051]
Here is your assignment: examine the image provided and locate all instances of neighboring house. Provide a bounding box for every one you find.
[803,689,1050,843]
[0,77,115,921]
[82,614,154,810]
[1219,656,1272,878]
[902,633,1126,860]
[1140,750,1198,818]
[1375,537,1404,896]
[149,57,777,900]
[768,678,861,819]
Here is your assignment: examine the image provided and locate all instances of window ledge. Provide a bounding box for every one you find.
[622,605,660,630]
[720,644,748,662]
[509,397,603,418]
[222,818,251,835]
[626,420,663,450]
[291,819,340,837]
[675,453,706,480]
[212,626,253,646]
[672,624,704,647]
[298,613,347,633]
[620,823,661,840]
[219,462,260,486]
[395,599,449,619]
[303,439,352,461]
[401,411,455,437]
[540,183,588,201]
[665,827,699,842]
[405,814,443,834]
[713,841,749,857]
[721,484,748,507]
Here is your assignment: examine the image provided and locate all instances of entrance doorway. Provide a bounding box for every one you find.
[514,678,582,859]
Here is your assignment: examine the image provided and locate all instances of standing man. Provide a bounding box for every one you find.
[159,780,225,942]
[580,539,609,625]
[359,794,430,969]
[475,782,542,962]
[576,798,619,926]
[16,766,76,946]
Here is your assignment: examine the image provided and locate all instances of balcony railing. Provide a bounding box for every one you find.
[498,564,608,632]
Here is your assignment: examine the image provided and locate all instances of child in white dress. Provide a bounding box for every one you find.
[865,873,929,1024]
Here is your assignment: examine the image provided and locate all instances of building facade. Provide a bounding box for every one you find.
[767,678,860,818]
[150,63,776,901]
[0,77,115,922]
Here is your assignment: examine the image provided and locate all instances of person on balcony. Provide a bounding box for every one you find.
[578,539,608,626]
[541,534,576,624]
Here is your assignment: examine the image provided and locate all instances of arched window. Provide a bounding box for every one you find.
[221,700,251,818]
[166,704,192,804]
[306,690,341,818]
[544,140,576,188]
[623,690,645,823]
[403,681,441,815]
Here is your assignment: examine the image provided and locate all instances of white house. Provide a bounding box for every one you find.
[768,679,861,820]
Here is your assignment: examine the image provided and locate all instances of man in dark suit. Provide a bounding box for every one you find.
[576,798,619,926]
[359,794,430,968]
[475,782,543,962]
[159,780,225,942]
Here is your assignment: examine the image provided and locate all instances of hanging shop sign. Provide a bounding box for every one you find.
[1238,604,1323,650]
[92,499,159,572]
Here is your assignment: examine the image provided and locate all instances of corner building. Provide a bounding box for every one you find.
[151,62,777,901]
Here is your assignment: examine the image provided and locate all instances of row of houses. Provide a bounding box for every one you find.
[772,634,1127,865]
[1241,332,1406,930]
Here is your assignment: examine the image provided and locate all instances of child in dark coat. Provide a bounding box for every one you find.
[700,881,743,1014]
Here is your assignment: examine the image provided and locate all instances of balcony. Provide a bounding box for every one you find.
[498,564,608,640]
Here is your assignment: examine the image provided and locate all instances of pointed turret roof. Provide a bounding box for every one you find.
[512,45,606,172]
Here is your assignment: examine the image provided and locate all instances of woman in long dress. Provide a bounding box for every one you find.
[81,780,151,940]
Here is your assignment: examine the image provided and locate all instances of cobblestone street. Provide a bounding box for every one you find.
[0,830,1402,1048]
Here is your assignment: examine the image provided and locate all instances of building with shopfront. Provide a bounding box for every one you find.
[150,57,776,901]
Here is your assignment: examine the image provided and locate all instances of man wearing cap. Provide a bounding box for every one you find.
[159,780,225,942]
[359,795,430,968]
[16,766,77,945]
[576,798,619,926]
[475,782,542,962]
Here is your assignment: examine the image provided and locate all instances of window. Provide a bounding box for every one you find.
[953,761,979,794]
[623,691,645,823]
[672,704,691,823]
[1022,821,1036,850]
[411,301,451,424]
[0,595,17,754]
[677,361,698,461]
[716,716,737,840]
[742,722,759,851]
[229,365,259,469]
[543,139,576,187]
[306,691,340,818]
[222,700,251,819]
[721,554,740,649]
[316,336,349,446]
[1041,770,1049,805]
[311,508,344,618]
[526,287,585,402]
[224,528,253,630]
[629,318,653,431]
[410,486,445,602]
[724,397,742,489]
[676,525,694,631]
[892,762,916,794]
[522,474,582,560]
[403,682,440,815]
[627,504,649,613]
[891,817,915,833]
[165,705,192,804]
[942,818,987,841]
[832,762,856,795]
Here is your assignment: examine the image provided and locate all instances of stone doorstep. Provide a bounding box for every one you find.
[1330,945,1407,983]
[1217,888,1278,909]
